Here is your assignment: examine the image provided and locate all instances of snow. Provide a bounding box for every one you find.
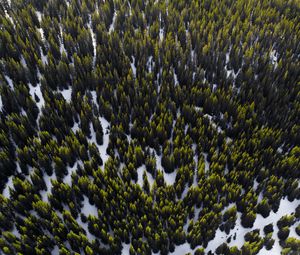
[121,243,130,255]
[28,83,45,111]
[77,215,96,241]
[4,75,14,89]
[159,28,164,41]
[72,122,80,133]
[60,87,72,103]
[170,243,194,254]
[63,163,78,185]
[89,117,110,166]
[2,176,14,198]
[0,94,3,111]
[121,241,197,255]
[173,68,179,86]
[38,28,45,41]
[136,165,155,187]
[163,171,177,186]
[205,198,300,254]
[270,49,278,67]
[51,245,59,255]
[81,195,98,217]
[41,173,56,202]
[203,153,210,172]
[109,10,117,33]
[130,56,137,78]
[36,11,42,22]
[146,56,154,73]
[159,13,164,41]
[12,225,21,238]
[89,19,97,66]
[59,26,67,54]
[40,47,48,65]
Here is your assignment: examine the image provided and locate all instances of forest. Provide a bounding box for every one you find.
[0,0,299,254]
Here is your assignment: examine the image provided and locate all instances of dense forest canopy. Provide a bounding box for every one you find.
[0,0,299,254]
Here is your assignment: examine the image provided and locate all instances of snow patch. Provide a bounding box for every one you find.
[109,10,117,33]
[206,198,300,254]
[0,94,3,111]
[36,11,42,22]
[173,68,179,86]
[89,117,110,166]
[41,173,56,202]
[146,56,154,73]
[89,19,97,66]
[81,195,98,217]
[63,163,78,186]
[51,245,59,255]
[4,76,14,89]
[60,87,72,103]
[270,49,278,67]
[28,83,45,111]
[2,176,14,198]
[137,165,155,188]
[130,56,137,78]
[121,243,130,255]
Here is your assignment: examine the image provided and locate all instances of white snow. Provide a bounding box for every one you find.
[40,47,48,65]
[109,10,117,33]
[159,13,164,41]
[72,122,80,133]
[4,75,14,89]
[270,49,278,67]
[12,225,21,238]
[63,163,78,186]
[28,83,45,111]
[51,245,59,255]
[130,56,137,78]
[163,171,177,186]
[60,87,72,103]
[0,94,3,111]
[38,28,45,41]
[89,19,97,66]
[36,11,42,22]
[81,195,98,217]
[77,215,96,241]
[41,173,56,202]
[170,243,194,254]
[203,153,209,173]
[146,56,154,73]
[159,28,164,41]
[136,165,155,187]
[89,117,110,166]
[205,198,300,254]
[121,243,130,255]
[2,176,14,198]
[173,68,179,86]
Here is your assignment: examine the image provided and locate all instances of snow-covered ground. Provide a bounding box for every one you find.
[206,198,300,254]
[41,172,56,202]
[130,56,137,78]
[0,94,3,111]
[4,75,14,89]
[81,195,98,217]
[59,87,72,103]
[136,165,155,187]
[88,117,110,166]
[28,83,45,111]
[109,10,117,33]
[2,176,14,198]
[89,18,97,66]
[63,163,78,186]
